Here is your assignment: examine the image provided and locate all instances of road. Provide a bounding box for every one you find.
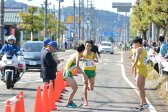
[0,48,157,112]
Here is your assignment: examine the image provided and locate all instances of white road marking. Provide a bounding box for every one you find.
[117,52,157,112]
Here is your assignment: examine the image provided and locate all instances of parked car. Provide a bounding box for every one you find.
[99,42,114,54]
[21,41,43,69]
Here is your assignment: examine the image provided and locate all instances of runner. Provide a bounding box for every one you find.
[81,40,98,106]
[129,45,137,81]
[63,43,88,108]
[131,36,149,110]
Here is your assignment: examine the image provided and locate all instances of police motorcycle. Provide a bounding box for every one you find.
[0,51,26,89]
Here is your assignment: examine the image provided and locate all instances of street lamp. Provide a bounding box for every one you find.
[112,2,132,51]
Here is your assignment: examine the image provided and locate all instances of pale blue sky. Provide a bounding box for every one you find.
[14,0,136,13]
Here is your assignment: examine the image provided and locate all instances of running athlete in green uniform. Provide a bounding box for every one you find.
[63,44,88,108]
[82,40,98,106]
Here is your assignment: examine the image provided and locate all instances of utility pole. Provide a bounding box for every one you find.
[73,0,76,49]
[44,0,48,39]
[58,0,61,48]
[82,0,84,43]
[86,0,89,40]
[78,0,81,44]
[0,0,4,45]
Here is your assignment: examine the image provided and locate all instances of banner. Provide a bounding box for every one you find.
[10,27,16,37]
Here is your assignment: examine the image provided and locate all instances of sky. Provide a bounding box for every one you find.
[15,0,137,13]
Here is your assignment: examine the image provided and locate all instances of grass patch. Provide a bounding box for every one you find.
[147,62,168,108]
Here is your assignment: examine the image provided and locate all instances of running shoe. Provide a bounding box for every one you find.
[71,101,77,107]
[84,101,88,106]
[65,102,76,108]
[142,104,149,109]
[87,87,90,91]
[135,105,142,109]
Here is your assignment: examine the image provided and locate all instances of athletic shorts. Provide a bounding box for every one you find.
[84,70,96,79]
[63,70,73,81]
[136,67,148,78]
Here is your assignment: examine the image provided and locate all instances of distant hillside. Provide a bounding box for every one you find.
[62,6,129,33]
[5,0,29,9]
[4,0,130,33]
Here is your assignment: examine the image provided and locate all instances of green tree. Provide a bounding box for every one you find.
[18,6,44,41]
[148,0,168,38]
[130,0,150,40]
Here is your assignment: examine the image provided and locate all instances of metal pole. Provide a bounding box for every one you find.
[58,0,61,48]
[44,0,47,39]
[82,0,84,43]
[0,0,4,45]
[78,0,80,43]
[87,0,88,41]
[124,12,127,51]
[73,0,76,49]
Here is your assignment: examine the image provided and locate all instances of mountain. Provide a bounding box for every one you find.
[62,6,130,33]
[5,0,29,9]
[4,0,130,34]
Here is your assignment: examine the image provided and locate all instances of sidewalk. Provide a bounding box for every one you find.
[122,51,167,112]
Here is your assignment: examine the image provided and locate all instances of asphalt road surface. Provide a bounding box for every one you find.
[0,49,156,112]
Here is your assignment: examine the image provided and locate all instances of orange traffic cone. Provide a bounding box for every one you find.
[54,79,59,101]
[19,91,25,112]
[42,82,50,112]
[34,86,43,112]
[14,95,21,112]
[5,100,11,112]
[72,69,78,76]
[60,70,67,91]
[64,81,69,87]
[48,80,57,111]
[54,78,62,102]
[57,72,64,97]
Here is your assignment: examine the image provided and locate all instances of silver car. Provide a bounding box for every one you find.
[21,41,43,69]
[99,42,114,54]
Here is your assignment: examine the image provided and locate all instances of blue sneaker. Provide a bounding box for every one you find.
[66,102,76,108]
[71,101,77,107]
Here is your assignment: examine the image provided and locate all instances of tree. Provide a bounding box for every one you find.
[148,0,168,38]
[130,0,151,40]
[18,6,44,41]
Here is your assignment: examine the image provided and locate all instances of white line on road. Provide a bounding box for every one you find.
[117,52,157,112]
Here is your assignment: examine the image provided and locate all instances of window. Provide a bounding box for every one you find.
[101,43,112,46]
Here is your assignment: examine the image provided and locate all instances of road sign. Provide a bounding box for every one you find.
[4,29,7,34]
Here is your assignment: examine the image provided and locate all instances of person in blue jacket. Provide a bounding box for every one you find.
[0,35,22,81]
[0,35,22,55]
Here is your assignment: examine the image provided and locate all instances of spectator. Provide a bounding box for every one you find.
[40,41,59,85]
[90,40,101,58]
[159,36,167,56]
[65,41,67,49]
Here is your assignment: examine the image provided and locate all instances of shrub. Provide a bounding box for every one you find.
[24,37,30,40]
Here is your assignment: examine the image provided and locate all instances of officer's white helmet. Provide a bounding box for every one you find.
[7,35,16,42]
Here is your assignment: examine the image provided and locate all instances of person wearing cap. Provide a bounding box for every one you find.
[41,39,60,71]
[40,41,60,84]
[41,38,51,53]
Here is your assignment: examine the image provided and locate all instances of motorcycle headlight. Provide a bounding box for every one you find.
[6,61,13,65]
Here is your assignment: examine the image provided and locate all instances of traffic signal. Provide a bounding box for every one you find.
[87,16,90,23]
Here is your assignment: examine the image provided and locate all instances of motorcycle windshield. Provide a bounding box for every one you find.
[6,51,15,59]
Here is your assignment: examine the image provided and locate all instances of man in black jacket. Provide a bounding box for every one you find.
[40,41,59,84]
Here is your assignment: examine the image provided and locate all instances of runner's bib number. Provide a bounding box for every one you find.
[85,60,95,67]
[143,57,147,65]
